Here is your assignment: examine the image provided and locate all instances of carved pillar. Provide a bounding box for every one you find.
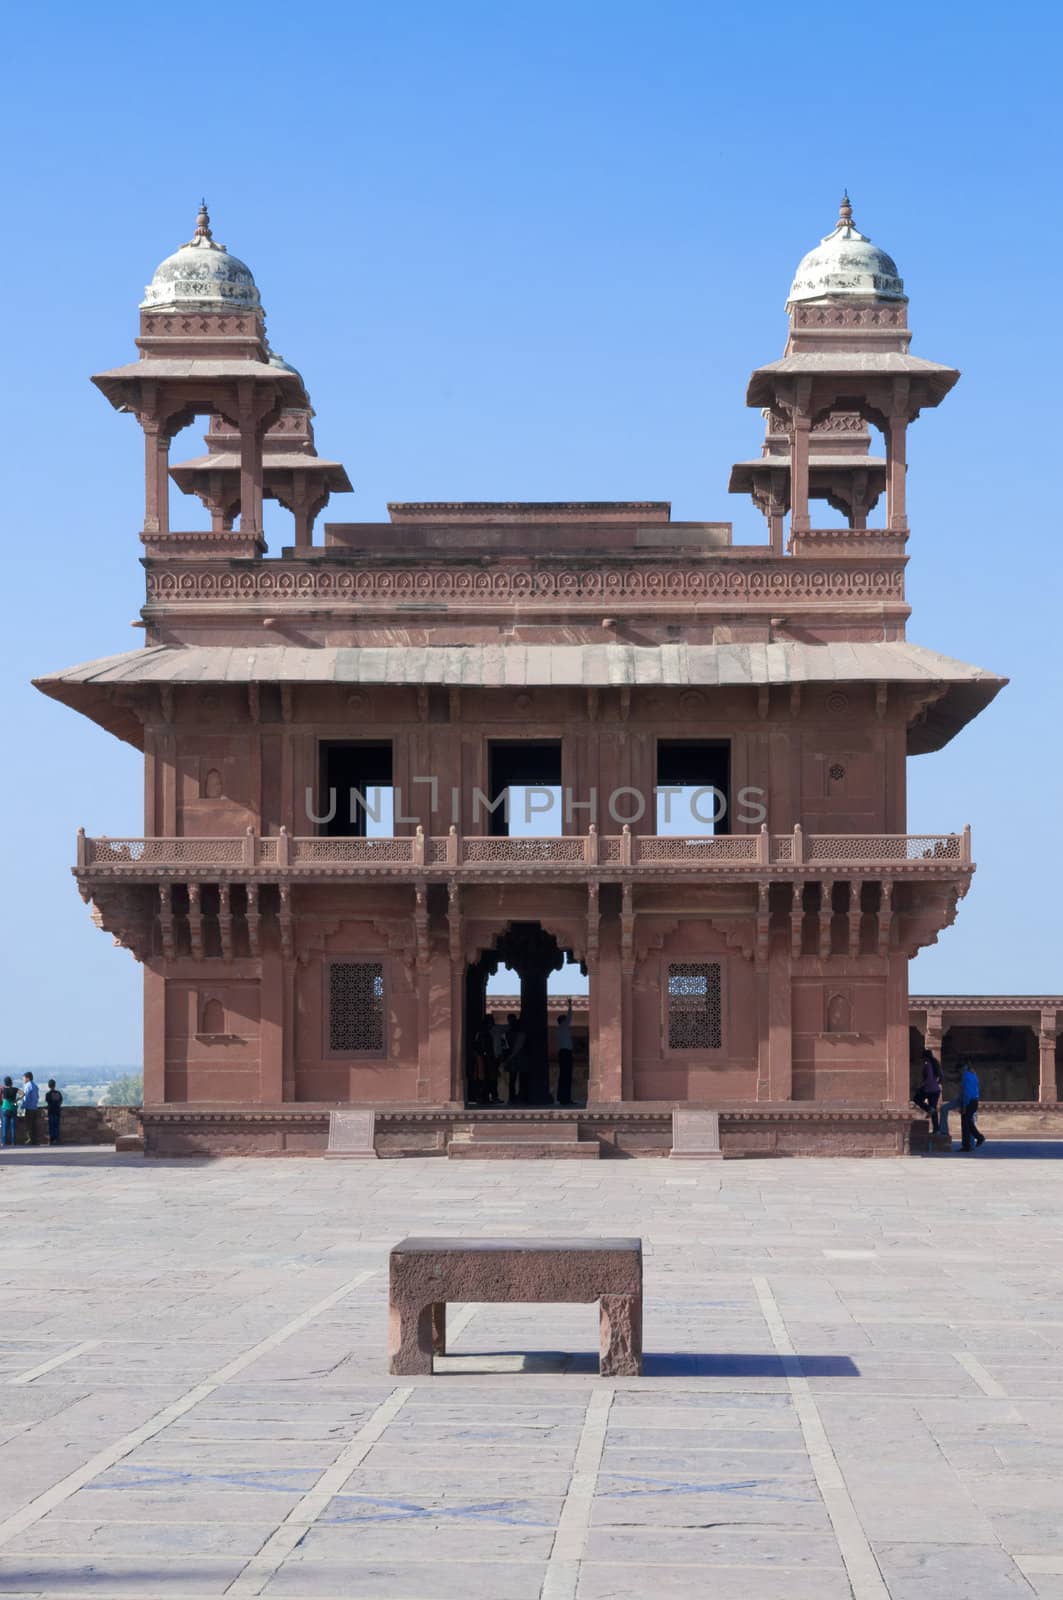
[187,883,204,960]
[447,880,464,1103]
[924,1010,943,1058]
[237,381,265,540]
[886,385,909,532]
[289,471,314,549]
[885,951,909,1104]
[143,965,167,1106]
[817,882,833,960]
[876,880,894,957]
[158,884,176,960]
[590,920,623,1104]
[260,944,285,1105]
[850,468,870,530]
[847,879,864,959]
[218,883,233,962]
[767,474,787,554]
[246,882,261,957]
[1039,1010,1058,1105]
[789,386,812,536]
[142,417,170,536]
[790,880,804,960]
[620,884,635,1100]
[766,939,793,1102]
[278,883,293,959]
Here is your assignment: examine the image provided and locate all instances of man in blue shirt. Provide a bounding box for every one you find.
[21,1072,40,1146]
[959,1062,986,1153]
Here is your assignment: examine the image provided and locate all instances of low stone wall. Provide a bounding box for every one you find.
[971,1103,1063,1140]
[140,1104,920,1159]
[21,1105,142,1144]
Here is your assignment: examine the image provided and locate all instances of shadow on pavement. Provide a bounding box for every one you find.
[930,1141,1063,1160]
[435,1351,860,1377]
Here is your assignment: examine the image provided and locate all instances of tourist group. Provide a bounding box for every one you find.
[0,1075,63,1147]
[913,1053,987,1152]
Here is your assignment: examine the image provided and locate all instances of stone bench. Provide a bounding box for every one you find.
[388,1236,643,1376]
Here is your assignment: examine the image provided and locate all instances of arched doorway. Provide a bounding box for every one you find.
[465,922,585,1108]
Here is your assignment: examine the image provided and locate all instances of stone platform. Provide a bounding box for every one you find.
[2,1148,1063,1596]
[138,1103,923,1159]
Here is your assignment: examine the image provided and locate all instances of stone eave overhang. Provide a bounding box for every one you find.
[745,352,959,411]
[33,640,1007,755]
[92,359,308,411]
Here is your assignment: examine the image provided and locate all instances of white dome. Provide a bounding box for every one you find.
[141,203,261,312]
[787,196,905,307]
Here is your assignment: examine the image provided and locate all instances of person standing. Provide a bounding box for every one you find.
[555,1009,575,1107]
[45,1079,63,1146]
[21,1073,40,1146]
[960,1061,986,1152]
[912,1050,943,1133]
[1,1078,17,1147]
[471,1021,498,1106]
[503,1013,527,1105]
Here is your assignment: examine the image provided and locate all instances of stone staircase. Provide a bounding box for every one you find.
[447,1120,600,1160]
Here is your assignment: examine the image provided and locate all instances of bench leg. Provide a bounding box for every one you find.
[431,1302,446,1356]
[388,1301,437,1375]
[599,1294,642,1377]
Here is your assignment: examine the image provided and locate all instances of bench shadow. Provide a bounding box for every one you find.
[434,1351,860,1377]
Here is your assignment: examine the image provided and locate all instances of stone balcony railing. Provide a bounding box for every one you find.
[76,825,971,878]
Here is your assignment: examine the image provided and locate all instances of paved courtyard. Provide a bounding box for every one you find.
[0,1147,1062,1598]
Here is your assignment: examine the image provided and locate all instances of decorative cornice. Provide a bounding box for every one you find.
[143,558,906,610]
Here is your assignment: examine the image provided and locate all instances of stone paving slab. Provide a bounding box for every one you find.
[1,1150,1063,1595]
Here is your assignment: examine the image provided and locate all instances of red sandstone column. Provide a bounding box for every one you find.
[260,946,285,1104]
[789,396,812,537]
[237,383,265,540]
[590,926,623,1102]
[885,953,909,1104]
[1039,1011,1058,1105]
[423,950,455,1104]
[886,397,909,532]
[143,964,167,1105]
[766,944,793,1101]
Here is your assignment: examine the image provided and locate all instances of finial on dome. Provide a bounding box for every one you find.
[193,200,212,241]
[838,191,853,229]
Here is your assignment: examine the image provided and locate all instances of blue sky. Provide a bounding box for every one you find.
[2,1,1059,1064]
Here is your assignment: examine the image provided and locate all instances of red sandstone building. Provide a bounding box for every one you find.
[38,199,1047,1156]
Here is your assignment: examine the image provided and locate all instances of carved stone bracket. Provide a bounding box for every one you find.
[218,882,233,962]
[447,879,462,967]
[586,882,600,972]
[756,883,771,968]
[158,883,176,960]
[246,881,261,957]
[790,880,804,959]
[620,884,635,977]
[187,883,204,960]
[877,880,893,957]
[414,883,430,974]
[848,879,864,959]
[278,883,294,960]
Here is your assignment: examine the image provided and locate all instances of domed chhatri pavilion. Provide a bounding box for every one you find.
[36,199,1048,1157]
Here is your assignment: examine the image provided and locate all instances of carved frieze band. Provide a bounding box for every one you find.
[144,561,906,606]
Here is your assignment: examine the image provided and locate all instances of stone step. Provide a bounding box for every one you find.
[464,1121,580,1143]
[448,1140,600,1160]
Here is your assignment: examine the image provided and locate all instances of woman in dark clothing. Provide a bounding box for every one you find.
[45,1079,63,1145]
[912,1050,943,1134]
[1,1078,18,1147]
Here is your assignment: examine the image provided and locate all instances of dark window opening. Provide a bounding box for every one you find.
[656,740,731,835]
[318,743,393,837]
[486,741,563,836]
